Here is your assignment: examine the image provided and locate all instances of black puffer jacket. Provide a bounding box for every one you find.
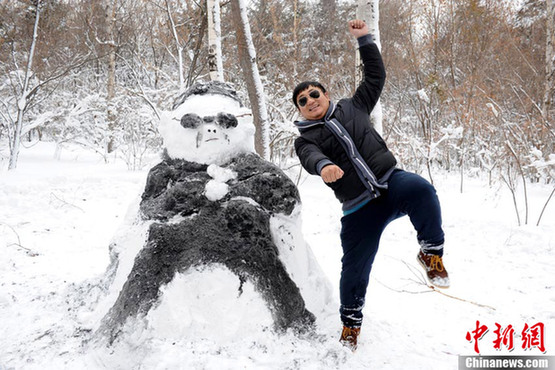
[294,35,397,207]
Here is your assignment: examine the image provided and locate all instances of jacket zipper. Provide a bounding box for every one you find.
[326,118,384,192]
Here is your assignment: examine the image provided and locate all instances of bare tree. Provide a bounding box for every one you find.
[7,0,42,170]
[230,0,269,159]
[0,0,551,194]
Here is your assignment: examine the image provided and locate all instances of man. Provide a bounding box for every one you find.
[292,19,450,351]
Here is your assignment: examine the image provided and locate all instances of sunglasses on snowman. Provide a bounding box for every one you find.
[297,90,321,107]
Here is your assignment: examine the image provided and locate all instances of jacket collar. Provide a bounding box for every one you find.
[294,101,336,132]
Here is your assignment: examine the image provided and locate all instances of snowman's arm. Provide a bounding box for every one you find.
[228,154,300,215]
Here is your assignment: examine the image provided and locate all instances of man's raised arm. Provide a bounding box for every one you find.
[349,20,386,114]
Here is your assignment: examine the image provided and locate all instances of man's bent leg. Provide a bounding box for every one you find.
[387,170,449,287]
[387,170,445,254]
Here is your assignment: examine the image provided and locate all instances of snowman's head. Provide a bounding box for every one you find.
[159,82,255,164]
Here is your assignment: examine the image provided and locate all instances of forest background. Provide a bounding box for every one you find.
[1,0,553,219]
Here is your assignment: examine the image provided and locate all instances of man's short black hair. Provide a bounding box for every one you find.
[292,81,327,108]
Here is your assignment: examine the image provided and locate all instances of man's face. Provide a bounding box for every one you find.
[296,86,330,121]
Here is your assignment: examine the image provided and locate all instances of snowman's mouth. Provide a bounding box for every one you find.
[205,138,219,142]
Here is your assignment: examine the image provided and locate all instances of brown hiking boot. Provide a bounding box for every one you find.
[339,326,361,351]
[417,250,450,288]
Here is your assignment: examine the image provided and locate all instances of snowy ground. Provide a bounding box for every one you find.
[1,142,554,369]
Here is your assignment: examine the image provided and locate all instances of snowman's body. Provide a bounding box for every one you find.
[96,82,332,344]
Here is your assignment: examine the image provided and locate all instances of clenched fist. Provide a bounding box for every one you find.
[321,164,344,183]
[348,19,369,38]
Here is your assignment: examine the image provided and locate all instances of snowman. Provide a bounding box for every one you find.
[94,82,333,344]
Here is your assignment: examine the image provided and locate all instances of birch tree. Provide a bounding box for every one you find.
[165,0,185,90]
[230,0,269,159]
[356,0,383,135]
[84,0,122,154]
[7,0,42,170]
[207,0,224,81]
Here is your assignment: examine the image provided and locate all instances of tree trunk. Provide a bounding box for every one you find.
[207,0,224,81]
[106,0,118,154]
[165,0,185,90]
[356,0,383,135]
[292,0,300,76]
[544,0,555,124]
[186,12,208,88]
[8,0,42,170]
[230,0,269,159]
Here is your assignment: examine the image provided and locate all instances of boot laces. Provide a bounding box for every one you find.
[429,255,444,272]
[341,327,359,340]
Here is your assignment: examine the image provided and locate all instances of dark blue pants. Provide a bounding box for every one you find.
[339,170,444,328]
